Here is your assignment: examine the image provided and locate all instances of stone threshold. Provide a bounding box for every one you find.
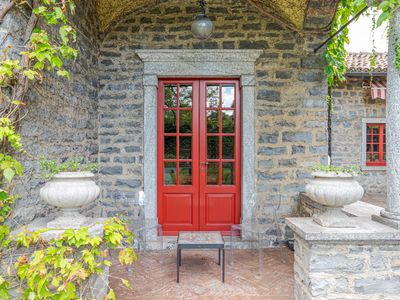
[147,235,284,250]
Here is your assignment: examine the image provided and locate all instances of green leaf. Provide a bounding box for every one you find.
[376,11,389,28]
[121,279,132,289]
[104,260,111,266]
[23,70,38,80]
[0,190,8,201]
[56,70,70,80]
[3,168,15,182]
[105,289,116,300]
[51,56,63,68]
[59,26,69,44]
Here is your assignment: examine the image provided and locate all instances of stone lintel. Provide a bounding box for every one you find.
[286,217,400,243]
[136,49,263,77]
[136,49,263,63]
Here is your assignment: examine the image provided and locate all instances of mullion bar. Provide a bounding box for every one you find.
[176,85,180,185]
[219,83,223,185]
[206,133,235,137]
[164,133,193,137]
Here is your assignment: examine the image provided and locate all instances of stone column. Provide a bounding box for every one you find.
[240,74,256,223]
[143,74,159,231]
[380,9,400,223]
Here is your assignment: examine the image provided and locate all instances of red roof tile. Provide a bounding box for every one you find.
[346,52,387,73]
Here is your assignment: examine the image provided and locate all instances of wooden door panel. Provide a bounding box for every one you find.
[163,194,194,224]
[204,194,235,225]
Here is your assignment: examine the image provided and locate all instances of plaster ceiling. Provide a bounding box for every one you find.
[96,0,337,33]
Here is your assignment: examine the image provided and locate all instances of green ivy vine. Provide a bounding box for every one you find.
[324,0,400,90]
[0,1,137,299]
[1,217,136,299]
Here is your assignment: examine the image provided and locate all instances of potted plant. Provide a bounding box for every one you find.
[305,164,364,228]
[39,158,100,229]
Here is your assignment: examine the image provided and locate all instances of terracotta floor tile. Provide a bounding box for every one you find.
[110,248,294,299]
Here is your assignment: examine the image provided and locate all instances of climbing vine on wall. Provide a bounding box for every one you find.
[324,0,400,89]
[0,1,136,299]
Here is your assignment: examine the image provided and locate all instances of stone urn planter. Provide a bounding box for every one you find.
[40,172,100,229]
[305,171,364,227]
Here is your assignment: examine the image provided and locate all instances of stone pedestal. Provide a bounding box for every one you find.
[18,217,107,241]
[286,217,400,300]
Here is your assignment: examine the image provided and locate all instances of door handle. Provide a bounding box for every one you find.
[200,162,209,165]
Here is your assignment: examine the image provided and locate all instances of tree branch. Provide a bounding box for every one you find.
[11,0,39,103]
[0,1,15,24]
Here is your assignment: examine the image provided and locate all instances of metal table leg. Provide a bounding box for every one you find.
[218,248,221,265]
[222,248,225,283]
[176,247,180,283]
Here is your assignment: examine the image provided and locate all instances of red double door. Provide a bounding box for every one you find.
[157,79,241,235]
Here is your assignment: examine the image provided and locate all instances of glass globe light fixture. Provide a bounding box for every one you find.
[191,0,213,40]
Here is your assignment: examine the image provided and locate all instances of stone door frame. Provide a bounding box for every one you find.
[136,49,262,231]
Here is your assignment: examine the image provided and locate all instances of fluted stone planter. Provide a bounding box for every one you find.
[305,171,364,227]
[40,172,100,229]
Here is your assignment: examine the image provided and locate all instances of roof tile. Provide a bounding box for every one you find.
[346,52,387,73]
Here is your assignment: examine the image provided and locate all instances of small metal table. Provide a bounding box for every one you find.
[177,232,225,283]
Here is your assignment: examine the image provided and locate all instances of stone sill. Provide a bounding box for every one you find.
[286,217,400,242]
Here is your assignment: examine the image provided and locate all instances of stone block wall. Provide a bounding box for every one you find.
[0,0,100,226]
[294,237,400,300]
[97,0,330,223]
[331,77,386,194]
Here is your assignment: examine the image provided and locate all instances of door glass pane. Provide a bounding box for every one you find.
[164,85,177,108]
[222,136,234,159]
[222,110,234,133]
[179,136,192,159]
[207,162,219,185]
[207,111,219,133]
[164,136,176,159]
[179,110,192,133]
[164,110,176,133]
[222,162,234,185]
[207,136,219,159]
[179,85,192,108]
[207,85,220,108]
[164,162,176,185]
[179,162,192,185]
[222,84,235,108]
